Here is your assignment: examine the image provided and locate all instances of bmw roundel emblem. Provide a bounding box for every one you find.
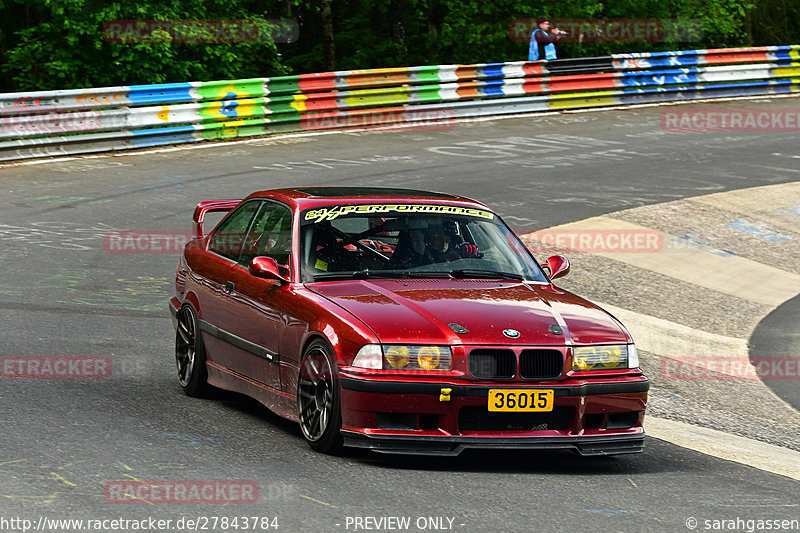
[503,329,521,338]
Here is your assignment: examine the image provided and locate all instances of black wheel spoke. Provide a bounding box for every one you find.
[307,359,321,384]
[298,388,315,400]
[319,402,328,433]
[309,409,321,437]
[301,398,317,419]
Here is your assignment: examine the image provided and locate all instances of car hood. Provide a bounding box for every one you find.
[306,279,629,346]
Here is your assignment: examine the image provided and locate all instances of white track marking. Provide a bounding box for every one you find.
[646,417,800,481]
[597,302,750,372]
[527,216,800,307]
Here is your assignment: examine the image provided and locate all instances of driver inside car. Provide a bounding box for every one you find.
[421,220,480,264]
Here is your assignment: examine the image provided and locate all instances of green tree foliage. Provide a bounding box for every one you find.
[1,0,289,91]
[0,0,796,92]
[578,0,755,55]
[747,0,800,46]
[279,0,605,71]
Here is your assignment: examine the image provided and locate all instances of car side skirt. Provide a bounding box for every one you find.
[206,361,298,422]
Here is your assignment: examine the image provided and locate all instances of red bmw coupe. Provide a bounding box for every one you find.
[170,187,648,456]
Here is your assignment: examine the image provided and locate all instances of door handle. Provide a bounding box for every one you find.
[224,281,234,294]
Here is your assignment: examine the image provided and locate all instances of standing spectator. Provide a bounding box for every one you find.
[528,18,565,61]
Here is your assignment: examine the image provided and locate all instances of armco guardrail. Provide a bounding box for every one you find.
[1,45,798,162]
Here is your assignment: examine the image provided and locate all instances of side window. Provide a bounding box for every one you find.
[239,202,293,266]
[207,201,260,261]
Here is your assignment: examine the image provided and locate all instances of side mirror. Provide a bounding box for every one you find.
[249,257,289,283]
[541,255,570,280]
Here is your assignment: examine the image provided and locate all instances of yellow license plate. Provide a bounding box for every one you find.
[488,389,554,412]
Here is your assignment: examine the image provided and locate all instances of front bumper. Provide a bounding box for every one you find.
[342,430,645,456]
[341,378,649,397]
[339,376,648,456]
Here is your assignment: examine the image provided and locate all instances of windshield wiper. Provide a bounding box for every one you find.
[313,270,395,281]
[448,269,525,281]
[312,270,449,282]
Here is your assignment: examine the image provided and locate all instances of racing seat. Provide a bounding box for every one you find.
[305,222,339,274]
[387,228,426,268]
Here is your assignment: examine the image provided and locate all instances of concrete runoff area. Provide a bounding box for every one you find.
[525,181,800,460]
[645,417,800,481]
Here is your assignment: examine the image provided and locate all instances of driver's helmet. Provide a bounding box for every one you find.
[425,219,458,239]
[425,219,458,251]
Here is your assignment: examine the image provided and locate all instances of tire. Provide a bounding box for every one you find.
[297,339,343,454]
[175,304,210,397]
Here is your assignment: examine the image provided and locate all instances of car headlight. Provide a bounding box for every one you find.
[352,344,453,371]
[628,343,639,369]
[352,344,383,369]
[385,345,410,369]
[573,344,638,371]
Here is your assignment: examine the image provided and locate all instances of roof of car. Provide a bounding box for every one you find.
[295,187,458,198]
[246,187,490,210]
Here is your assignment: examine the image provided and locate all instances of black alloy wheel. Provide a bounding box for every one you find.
[297,340,343,454]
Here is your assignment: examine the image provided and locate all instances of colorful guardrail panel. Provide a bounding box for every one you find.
[1,45,798,161]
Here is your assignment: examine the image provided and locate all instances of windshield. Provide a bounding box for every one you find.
[299,204,547,283]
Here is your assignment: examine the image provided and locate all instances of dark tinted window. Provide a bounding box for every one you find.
[207,201,260,261]
[239,202,293,266]
[299,206,548,283]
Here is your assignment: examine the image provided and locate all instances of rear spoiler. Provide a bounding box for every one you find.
[192,199,242,237]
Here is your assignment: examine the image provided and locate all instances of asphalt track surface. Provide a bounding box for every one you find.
[1,99,799,532]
